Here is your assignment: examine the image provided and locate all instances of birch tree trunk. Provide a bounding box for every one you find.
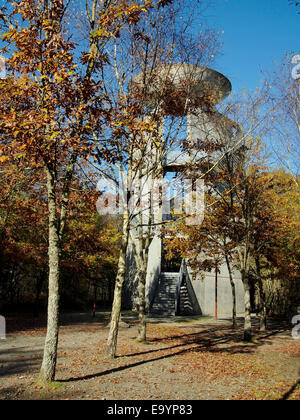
[136,232,151,343]
[106,211,130,358]
[255,256,267,331]
[225,253,237,328]
[243,272,252,342]
[136,195,152,342]
[237,232,252,341]
[39,168,61,383]
[137,269,147,342]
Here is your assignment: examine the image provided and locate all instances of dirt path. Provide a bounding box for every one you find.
[0,313,299,400]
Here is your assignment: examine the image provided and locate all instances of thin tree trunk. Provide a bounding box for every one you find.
[33,271,45,318]
[259,298,267,331]
[136,179,153,343]
[106,211,129,358]
[215,262,218,320]
[255,256,267,331]
[137,274,147,342]
[237,240,252,341]
[243,272,252,341]
[136,239,150,342]
[136,237,147,342]
[39,168,61,383]
[225,253,237,328]
[93,282,97,318]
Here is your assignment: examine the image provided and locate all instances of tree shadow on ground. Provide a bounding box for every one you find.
[0,347,42,378]
[127,322,289,356]
[280,378,300,400]
[0,385,24,399]
[59,321,289,384]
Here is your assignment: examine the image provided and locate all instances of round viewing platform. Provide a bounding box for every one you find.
[130,64,232,116]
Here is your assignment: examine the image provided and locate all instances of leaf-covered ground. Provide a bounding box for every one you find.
[0,313,299,400]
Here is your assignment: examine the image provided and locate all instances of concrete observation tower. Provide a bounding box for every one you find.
[123,64,245,318]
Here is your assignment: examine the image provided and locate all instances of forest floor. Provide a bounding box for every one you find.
[0,312,299,400]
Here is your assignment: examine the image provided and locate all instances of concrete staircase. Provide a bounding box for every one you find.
[149,272,179,317]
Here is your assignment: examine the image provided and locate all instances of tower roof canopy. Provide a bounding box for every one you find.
[130,64,232,116]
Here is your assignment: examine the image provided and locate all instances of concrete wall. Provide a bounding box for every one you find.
[146,236,162,307]
[188,262,245,317]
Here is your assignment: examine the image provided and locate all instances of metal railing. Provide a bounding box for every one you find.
[175,259,186,314]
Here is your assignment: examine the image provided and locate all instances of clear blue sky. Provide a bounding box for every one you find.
[204,0,299,93]
[1,0,298,94]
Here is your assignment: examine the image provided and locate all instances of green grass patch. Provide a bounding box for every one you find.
[32,381,63,391]
[135,339,152,345]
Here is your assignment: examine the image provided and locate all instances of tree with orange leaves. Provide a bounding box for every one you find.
[0,0,156,384]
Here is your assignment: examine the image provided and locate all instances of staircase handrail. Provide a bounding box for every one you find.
[175,259,186,314]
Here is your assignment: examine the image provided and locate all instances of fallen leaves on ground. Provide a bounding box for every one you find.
[0,316,299,400]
